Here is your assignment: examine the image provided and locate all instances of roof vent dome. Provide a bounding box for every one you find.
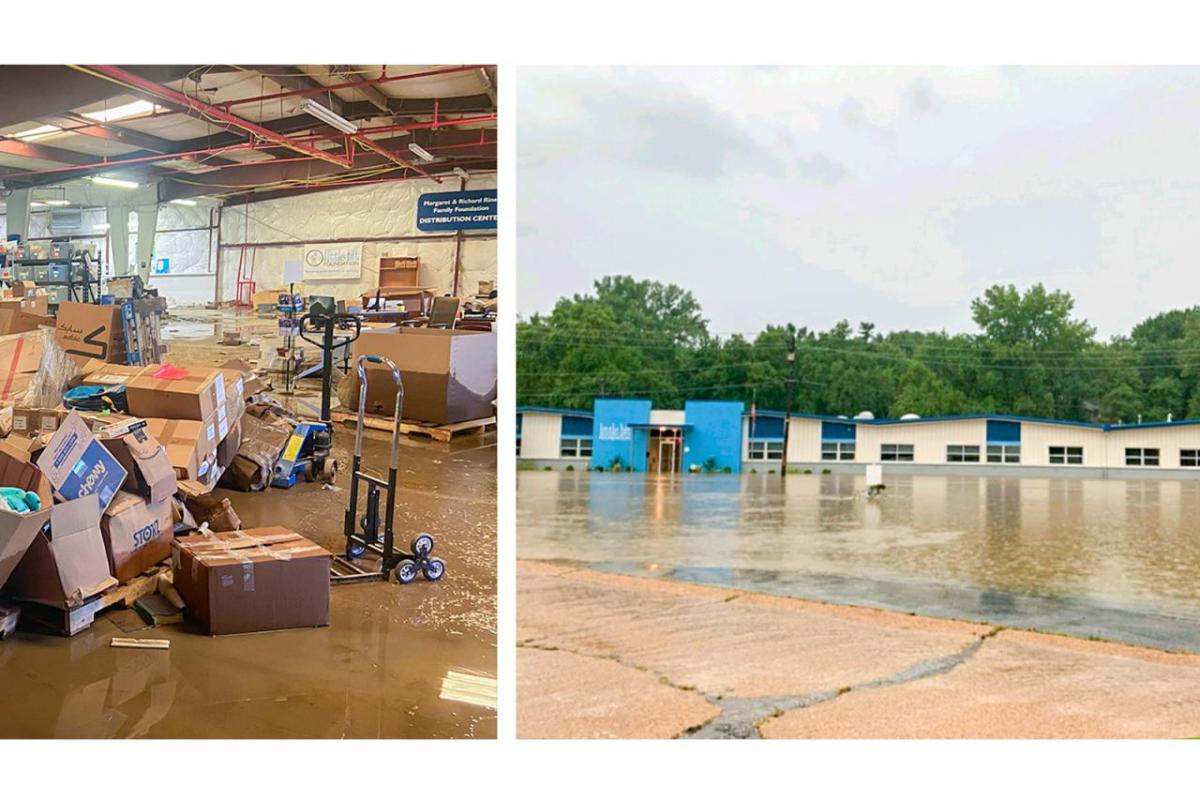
[854,411,875,420]
[900,413,921,421]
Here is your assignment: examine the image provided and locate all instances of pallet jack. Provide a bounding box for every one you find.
[270,307,361,489]
[330,354,446,585]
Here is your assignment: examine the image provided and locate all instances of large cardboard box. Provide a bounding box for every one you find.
[54,303,126,365]
[11,406,65,436]
[5,495,116,606]
[125,366,223,421]
[348,329,496,424]
[0,329,45,402]
[143,418,218,481]
[78,363,155,389]
[100,420,178,504]
[0,445,53,592]
[171,527,331,635]
[100,491,173,583]
[0,294,49,317]
[36,411,128,513]
[0,307,54,335]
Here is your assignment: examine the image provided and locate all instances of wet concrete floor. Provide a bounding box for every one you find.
[518,471,1200,651]
[0,318,497,738]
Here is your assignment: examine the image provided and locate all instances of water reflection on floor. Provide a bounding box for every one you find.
[518,471,1200,651]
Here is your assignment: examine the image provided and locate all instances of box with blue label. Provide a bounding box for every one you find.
[35,411,128,514]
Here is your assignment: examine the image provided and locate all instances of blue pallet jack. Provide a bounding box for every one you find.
[329,355,445,585]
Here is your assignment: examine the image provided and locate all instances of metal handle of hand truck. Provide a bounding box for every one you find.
[355,354,404,471]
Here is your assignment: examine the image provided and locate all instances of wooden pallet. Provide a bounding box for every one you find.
[0,604,20,640]
[20,564,171,637]
[330,411,496,443]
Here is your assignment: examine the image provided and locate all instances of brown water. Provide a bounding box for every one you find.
[518,471,1200,650]
[1,429,497,738]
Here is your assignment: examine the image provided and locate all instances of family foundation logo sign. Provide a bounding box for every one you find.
[302,243,363,280]
[598,423,633,441]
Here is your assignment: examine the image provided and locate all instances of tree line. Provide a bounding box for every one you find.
[517,275,1200,424]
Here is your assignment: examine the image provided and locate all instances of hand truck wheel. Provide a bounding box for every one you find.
[411,534,434,558]
[321,459,338,483]
[304,461,317,482]
[347,541,366,559]
[422,558,445,582]
[395,559,419,584]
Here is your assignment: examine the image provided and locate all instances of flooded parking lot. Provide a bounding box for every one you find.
[518,471,1200,651]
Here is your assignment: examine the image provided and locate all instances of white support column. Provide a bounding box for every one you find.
[108,206,131,275]
[6,189,32,242]
[135,206,159,283]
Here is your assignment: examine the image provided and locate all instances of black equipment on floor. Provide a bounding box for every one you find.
[330,354,445,585]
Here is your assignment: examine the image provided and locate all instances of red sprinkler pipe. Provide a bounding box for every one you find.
[218,65,489,110]
[76,65,353,168]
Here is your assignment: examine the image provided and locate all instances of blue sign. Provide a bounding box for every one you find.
[416,190,497,232]
[153,258,170,275]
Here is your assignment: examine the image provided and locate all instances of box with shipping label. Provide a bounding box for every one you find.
[5,495,116,607]
[54,302,126,365]
[125,366,223,421]
[100,491,173,583]
[78,363,155,389]
[143,418,218,481]
[35,411,128,513]
[171,527,331,635]
[11,407,65,436]
[100,419,178,504]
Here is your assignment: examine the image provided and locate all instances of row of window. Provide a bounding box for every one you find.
[801,443,1199,467]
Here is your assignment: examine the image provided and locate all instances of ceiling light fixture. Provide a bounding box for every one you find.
[169,198,197,207]
[13,124,61,140]
[91,175,139,189]
[298,98,358,135]
[82,99,157,122]
[44,199,72,206]
[408,142,434,162]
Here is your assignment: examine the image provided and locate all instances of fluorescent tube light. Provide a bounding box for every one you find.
[13,124,61,140]
[94,223,111,230]
[44,199,71,206]
[82,99,157,122]
[298,98,358,135]
[170,198,197,207]
[408,142,434,162]
[91,175,139,189]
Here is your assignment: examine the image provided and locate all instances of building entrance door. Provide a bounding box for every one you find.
[648,430,682,474]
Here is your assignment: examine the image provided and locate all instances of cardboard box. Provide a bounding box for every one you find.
[75,410,135,434]
[125,366,223,421]
[78,363,155,388]
[100,420,177,504]
[0,446,53,592]
[54,302,126,365]
[5,495,116,607]
[0,329,45,402]
[0,307,54,335]
[216,419,242,470]
[36,411,128,513]
[171,527,331,635]
[222,358,266,398]
[11,406,65,436]
[143,418,218,481]
[348,329,496,424]
[0,294,49,317]
[100,491,173,583]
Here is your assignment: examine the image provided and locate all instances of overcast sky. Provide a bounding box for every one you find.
[517,66,1200,339]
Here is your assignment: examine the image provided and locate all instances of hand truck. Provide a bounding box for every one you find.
[330,354,446,585]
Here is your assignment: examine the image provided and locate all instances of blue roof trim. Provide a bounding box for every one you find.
[517,405,594,418]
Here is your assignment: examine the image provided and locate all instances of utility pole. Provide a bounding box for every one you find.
[780,325,797,480]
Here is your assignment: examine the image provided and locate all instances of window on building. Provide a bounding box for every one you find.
[560,438,593,458]
[986,444,1020,464]
[880,443,914,462]
[748,440,784,461]
[1049,446,1083,465]
[1182,449,1200,467]
[946,445,980,463]
[821,441,856,461]
[1126,447,1160,467]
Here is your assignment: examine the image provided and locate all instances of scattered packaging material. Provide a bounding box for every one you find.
[100,491,173,583]
[142,418,218,481]
[5,495,116,607]
[77,362,155,388]
[0,404,11,438]
[219,411,293,492]
[0,446,53,591]
[222,358,266,398]
[346,329,496,424]
[75,410,134,434]
[11,407,65,436]
[171,527,331,635]
[183,494,241,532]
[0,329,46,402]
[126,366,223,421]
[36,411,128,513]
[54,302,126,365]
[100,419,178,504]
[216,420,243,470]
[169,495,198,534]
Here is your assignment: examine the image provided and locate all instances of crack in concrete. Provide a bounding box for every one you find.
[519,627,1003,740]
[683,626,1003,739]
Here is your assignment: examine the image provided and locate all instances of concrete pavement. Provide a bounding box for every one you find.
[517,560,1200,738]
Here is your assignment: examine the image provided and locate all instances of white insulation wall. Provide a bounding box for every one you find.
[217,177,497,303]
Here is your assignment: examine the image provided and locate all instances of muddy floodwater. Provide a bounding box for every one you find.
[518,471,1200,652]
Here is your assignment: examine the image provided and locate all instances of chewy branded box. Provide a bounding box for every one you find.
[126,366,224,422]
[172,527,332,635]
[36,411,127,513]
[54,302,126,365]
[0,444,53,592]
[5,495,116,607]
[143,418,218,481]
[100,491,173,583]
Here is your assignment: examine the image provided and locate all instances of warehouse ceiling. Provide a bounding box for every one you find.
[0,64,497,205]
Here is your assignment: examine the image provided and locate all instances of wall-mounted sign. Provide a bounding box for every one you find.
[302,242,362,280]
[598,423,633,442]
[416,190,498,232]
[153,258,170,275]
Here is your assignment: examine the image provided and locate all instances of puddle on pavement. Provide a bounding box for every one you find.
[519,471,1200,651]
[1,428,497,738]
